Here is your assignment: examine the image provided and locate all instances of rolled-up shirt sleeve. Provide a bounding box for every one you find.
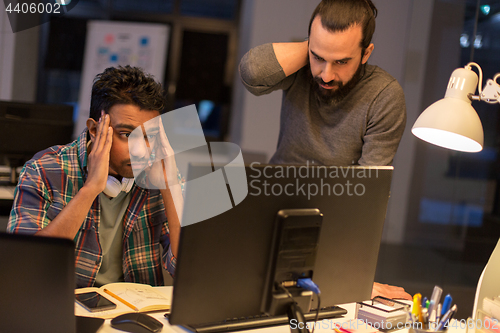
[239,43,295,96]
[7,163,53,234]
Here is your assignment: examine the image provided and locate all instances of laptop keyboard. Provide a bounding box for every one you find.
[168,305,347,332]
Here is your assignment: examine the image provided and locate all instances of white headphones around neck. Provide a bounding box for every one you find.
[103,176,134,198]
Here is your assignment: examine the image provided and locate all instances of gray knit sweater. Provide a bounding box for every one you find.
[239,43,406,166]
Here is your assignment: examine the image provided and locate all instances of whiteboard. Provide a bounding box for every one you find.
[74,20,169,138]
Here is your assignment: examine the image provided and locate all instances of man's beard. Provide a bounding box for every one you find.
[310,61,364,105]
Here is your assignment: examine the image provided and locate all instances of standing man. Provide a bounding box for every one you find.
[240,0,406,166]
[8,66,183,288]
[240,0,410,299]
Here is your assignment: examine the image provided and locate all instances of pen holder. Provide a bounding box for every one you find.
[409,327,447,333]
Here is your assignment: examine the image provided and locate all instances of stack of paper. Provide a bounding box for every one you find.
[479,297,500,333]
[356,301,408,331]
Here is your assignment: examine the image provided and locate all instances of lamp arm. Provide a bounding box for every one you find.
[465,63,500,104]
[466,62,483,96]
[494,73,500,85]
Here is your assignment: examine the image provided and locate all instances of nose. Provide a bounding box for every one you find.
[321,63,336,83]
[129,134,149,159]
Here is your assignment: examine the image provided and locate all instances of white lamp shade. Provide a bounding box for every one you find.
[412,97,484,152]
[412,66,484,152]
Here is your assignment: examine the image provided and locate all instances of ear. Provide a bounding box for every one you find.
[362,43,374,64]
[86,118,98,142]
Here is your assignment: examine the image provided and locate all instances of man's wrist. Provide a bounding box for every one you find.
[81,182,103,199]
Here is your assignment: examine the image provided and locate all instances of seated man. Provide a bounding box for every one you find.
[8,66,183,288]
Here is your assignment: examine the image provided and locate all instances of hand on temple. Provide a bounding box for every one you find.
[372,282,412,300]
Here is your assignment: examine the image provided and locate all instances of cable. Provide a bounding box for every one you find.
[311,294,321,333]
[278,283,295,300]
[297,278,321,295]
[296,279,321,333]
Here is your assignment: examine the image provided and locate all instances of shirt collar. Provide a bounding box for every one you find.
[77,128,90,179]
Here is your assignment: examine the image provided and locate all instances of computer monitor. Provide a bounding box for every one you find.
[0,100,74,172]
[169,163,394,329]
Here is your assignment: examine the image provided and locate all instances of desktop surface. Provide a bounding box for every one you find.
[86,288,468,333]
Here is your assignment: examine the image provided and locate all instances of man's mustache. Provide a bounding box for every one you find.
[314,77,342,88]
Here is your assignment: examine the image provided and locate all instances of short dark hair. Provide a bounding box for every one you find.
[89,65,166,121]
[308,0,377,51]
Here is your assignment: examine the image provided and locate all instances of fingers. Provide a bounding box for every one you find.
[94,111,111,154]
[158,118,174,156]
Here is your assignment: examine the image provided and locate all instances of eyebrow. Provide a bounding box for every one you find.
[114,123,137,131]
[114,123,159,134]
[310,50,352,63]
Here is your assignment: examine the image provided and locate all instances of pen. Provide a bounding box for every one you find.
[421,308,429,328]
[436,304,457,331]
[436,303,442,323]
[103,289,139,312]
[429,308,436,324]
[441,294,452,316]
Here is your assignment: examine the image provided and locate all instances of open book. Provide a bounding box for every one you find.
[75,282,171,319]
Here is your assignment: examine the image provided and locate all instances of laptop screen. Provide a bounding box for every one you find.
[0,232,76,333]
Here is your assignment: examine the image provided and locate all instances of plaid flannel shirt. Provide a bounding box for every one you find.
[8,130,177,288]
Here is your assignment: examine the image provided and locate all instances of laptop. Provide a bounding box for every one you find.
[0,232,102,333]
[168,164,393,332]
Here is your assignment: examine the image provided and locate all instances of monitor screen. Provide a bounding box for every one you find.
[169,163,394,327]
[0,100,74,167]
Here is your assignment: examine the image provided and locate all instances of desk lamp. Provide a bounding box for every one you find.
[412,62,500,152]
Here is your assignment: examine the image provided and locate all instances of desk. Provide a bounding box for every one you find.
[90,287,467,333]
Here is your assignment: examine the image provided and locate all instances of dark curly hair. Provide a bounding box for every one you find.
[89,65,166,121]
[308,0,377,53]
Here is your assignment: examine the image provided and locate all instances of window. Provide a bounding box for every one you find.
[36,0,240,140]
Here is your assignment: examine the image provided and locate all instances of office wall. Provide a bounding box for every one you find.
[0,1,39,102]
[230,0,436,244]
[0,1,15,100]
[377,0,435,244]
[230,0,321,159]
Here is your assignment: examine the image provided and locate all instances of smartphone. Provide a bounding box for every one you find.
[75,291,117,312]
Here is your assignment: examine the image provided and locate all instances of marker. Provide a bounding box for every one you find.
[441,294,452,316]
[428,286,443,320]
[412,293,422,323]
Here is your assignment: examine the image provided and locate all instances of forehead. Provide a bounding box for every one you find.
[108,104,160,129]
[309,16,363,60]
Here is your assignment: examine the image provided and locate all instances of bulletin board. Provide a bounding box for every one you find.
[75,20,169,137]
